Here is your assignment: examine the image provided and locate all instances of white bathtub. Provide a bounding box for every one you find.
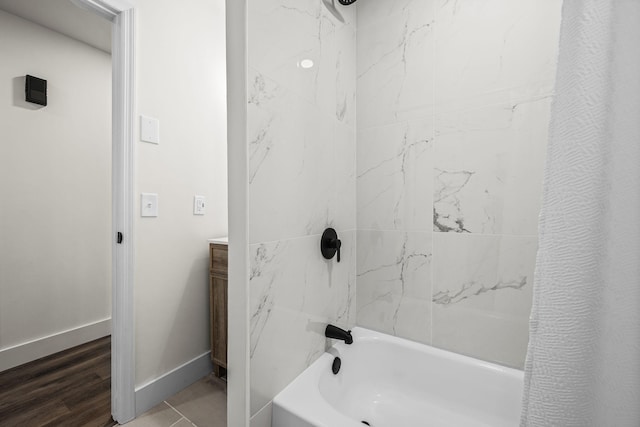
[272,327,523,427]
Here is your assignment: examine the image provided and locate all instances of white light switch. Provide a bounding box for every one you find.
[141,193,158,217]
[140,115,159,144]
[194,195,206,215]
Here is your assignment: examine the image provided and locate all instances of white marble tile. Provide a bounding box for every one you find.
[249,232,356,415]
[433,98,551,235]
[248,69,346,243]
[356,230,432,344]
[335,25,357,127]
[357,1,435,128]
[434,0,562,111]
[501,98,552,235]
[357,0,425,29]
[248,0,332,112]
[494,235,537,318]
[331,123,356,231]
[250,305,324,416]
[432,304,530,369]
[249,0,357,122]
[432,234,502,308]
[431,233,537,367]
[433,106,509,234]
[357,118,434,232]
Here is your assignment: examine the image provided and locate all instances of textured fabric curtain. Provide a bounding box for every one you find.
[520,0,640,426]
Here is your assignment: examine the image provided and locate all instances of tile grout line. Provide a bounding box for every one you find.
[165,401,198,427]
[168,418,187,427]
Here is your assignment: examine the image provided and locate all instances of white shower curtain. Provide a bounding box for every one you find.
[520,0,640,426]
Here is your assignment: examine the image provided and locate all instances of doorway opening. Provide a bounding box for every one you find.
[0,0,135,423]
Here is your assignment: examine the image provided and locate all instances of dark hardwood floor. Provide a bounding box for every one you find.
[0,336,116,427]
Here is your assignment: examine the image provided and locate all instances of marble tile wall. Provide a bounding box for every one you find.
[247,0,357,418]
[356,0,562,368]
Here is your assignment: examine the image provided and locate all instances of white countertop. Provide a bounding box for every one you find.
[208,236,228,245]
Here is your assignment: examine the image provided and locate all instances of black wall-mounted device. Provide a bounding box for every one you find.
[321,228,342,262]
[25,75,47,106]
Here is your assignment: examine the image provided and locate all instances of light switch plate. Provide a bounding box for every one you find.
[194,195,205,215]
[140,115,159,144]
[141,193,158,217]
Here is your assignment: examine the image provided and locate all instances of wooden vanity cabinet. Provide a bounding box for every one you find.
[209,242,228,377]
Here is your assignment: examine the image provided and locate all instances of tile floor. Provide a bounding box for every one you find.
[125,375,226,427]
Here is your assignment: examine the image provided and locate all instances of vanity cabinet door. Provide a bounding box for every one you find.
[210,243,228,377]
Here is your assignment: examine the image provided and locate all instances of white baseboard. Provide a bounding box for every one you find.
[251,401,273,427]
[134,351,213,417]
[0,318,112,372]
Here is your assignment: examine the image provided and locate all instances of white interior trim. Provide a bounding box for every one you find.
[226,0,251,426]
[73,0,136,423]
[69,0,117,21]
[109,3,136,424]
[134,351,213,417]
[0,319,111,372]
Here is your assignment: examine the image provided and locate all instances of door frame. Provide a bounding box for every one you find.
[72,0,136,422]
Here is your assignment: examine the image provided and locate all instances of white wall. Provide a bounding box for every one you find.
[131,0,228,391]
[355,0,563,368]
[0,9,112,371]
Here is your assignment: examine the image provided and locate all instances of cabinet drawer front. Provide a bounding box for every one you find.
[210,244,228,274]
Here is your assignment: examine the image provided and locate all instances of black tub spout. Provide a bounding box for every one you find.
[325,324,353,344]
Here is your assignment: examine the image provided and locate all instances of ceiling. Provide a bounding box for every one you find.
[0,0,111,53]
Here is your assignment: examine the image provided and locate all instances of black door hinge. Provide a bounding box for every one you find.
[117,232,123,244]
